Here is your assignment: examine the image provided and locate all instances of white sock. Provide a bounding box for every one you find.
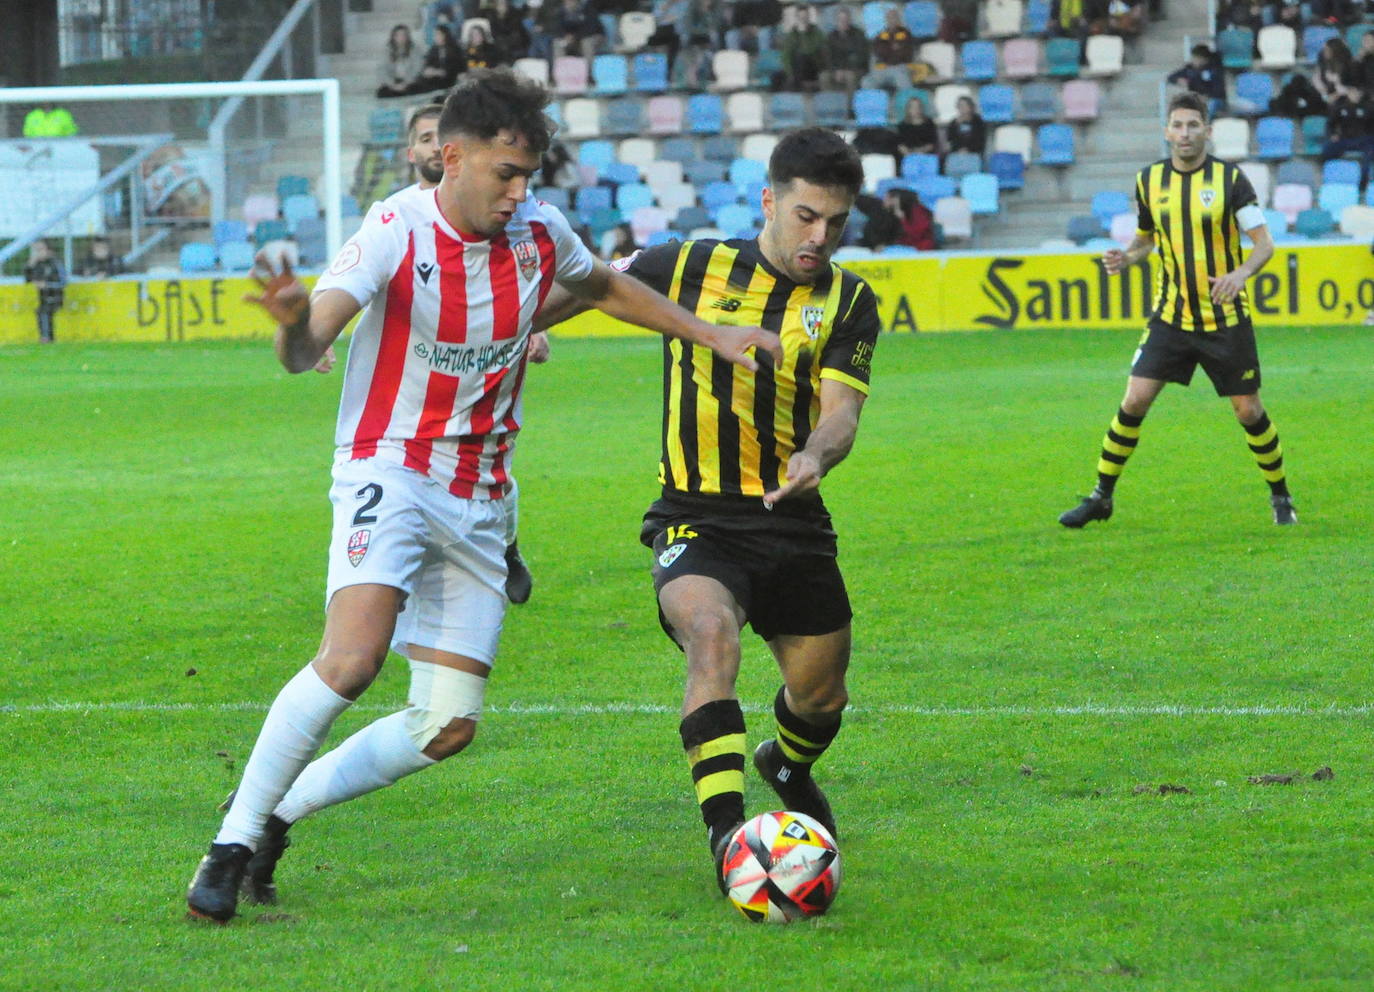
[272,710,435,823]
[215,664,351,849]
[502,477,519,547]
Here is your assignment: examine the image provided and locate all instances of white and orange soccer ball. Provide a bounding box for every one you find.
[719,811,841,922]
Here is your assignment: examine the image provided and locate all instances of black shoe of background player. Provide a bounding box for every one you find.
[1058,491,1114,528]
[187,843,252,923]
[241,815,292,906]
[505,541,533,604]
[753,740,838,841]
[711,820,745,897]
[1271,494,1299,526]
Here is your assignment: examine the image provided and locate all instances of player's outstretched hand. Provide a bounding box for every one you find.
[763,451,823,508]
[313,345,337,374]
[1101,248,1126,275]
[701,324,783,373]
[244,252,309,328]
[528,330,551,364]
[1208,271,1246,304]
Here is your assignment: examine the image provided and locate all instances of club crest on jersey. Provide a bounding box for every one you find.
[513,239,540,279]
[658,543,687,568]
[1199,189,1216,208]
[801,305,825,341]
[347,529,371,567]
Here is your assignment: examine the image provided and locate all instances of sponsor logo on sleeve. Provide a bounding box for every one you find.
[329,241,362,276]
[658,543,687,568]
[347,529,371,567]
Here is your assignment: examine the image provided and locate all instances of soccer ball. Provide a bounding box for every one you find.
[720,811,841,922]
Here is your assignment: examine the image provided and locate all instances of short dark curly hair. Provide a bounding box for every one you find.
[437,68,555,153]
[1167,90,1210,123]
[768,127,864,197]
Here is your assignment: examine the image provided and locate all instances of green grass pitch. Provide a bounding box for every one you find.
[2,325,1371,991]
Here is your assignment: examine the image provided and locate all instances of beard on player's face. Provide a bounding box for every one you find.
[417,158,444,185]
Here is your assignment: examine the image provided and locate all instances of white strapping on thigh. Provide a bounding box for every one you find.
[404,659,490,749]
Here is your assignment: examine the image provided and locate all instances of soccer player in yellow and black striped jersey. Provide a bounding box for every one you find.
[1059,91,1297,528]
[537,128,879,894]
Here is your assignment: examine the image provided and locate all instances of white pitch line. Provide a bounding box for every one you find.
[1,701,1372,717]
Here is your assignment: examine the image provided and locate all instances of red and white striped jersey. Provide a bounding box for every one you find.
[315,184,595,499]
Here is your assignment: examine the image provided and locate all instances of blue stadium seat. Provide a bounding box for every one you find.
[961,41,997,81]
[853,88,890,127]
[575,185,613,222]
[604,161,640,185]
[961,173,1000,215]
[1263,207,1289,232]
[180,242,217,272]
[901,153,941,180]
[645,229,675,248]
[702,135,739,163]
[1025,0,1051,34]
[282,193,319,231]
[616,182,655,212]
[904,0,941,37]
[673,205,711,233]
[212,219,248,247]
[861,1,887,37]
[1294,206,1333,238]
[752,49,784,88]
[294,217,327,266]
[701,180,739,212]
[979,84,1016,124]
[1019,81,1058,122]
[914,175,956,207]
[660,137,696,164]
[893,86,932,117]
[685,160,728,185]
[604,98,644,135]
[1277,158,1317,189]
[587,206,623,238]
[1300,114,1327,155]
[368,108,404,144]
[218,240,256,271]
[1067,215,1101,244]
[944,152,983,181]
[1322,159,1362,186]
[276,175,310,200]
[535,186,571,212]
[1255,116,1295,159]
[729,158,768,188]
[988,151,1025,190]
[1234,72,1274,115]
[1091,190,1131,228]
[1218,27,1254,70]
[633,52,669,92]
[1347,23,1374,53]
[687,94,724,134]
[341,194,361,218]
[1037,124,1076,165]
[578,140,616,171]
[769,92,807,130]
[1045,38,1081,77]
[875,178,915,197]
[715,203,756,237]
[1318,182,1359,215]
[252,219,289,248]
[1303,25,1339,63]
[593,54,629,95]
[814,90,850,127]
[879,244,922,257]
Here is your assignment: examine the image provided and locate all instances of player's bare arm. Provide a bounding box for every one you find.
[763,379,866,507]
[245,254,361,374]
[1209,223,1273,304]
[1103,232,1154,275]
[558,258,784,372]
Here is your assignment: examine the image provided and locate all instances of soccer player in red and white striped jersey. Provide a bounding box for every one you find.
[186,69,781,923]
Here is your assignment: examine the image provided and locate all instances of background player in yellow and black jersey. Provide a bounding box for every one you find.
[1060,91,1298,528]
[537,128,880,892]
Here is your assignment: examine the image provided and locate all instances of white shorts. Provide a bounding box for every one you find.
[326,458,508,665]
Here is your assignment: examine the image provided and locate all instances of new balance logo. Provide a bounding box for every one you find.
[776,766,791,783]
[1242,369,1256,380]
[416,262,435,284]
[711,296,742,312]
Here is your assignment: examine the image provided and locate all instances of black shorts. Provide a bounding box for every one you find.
[1130,316,1262,396]
[639,490,853,645]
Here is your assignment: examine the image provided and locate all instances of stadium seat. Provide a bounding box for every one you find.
[1061,80,1100,122]
[659,136,694,165]
[575,185,613,222]
[632,52,668,92]
[1257,25,1298,70]
[961,173,1000,215]
[702,135,739,163]
[1347,23,1374,52]
[1255,116,1295,160]
[341,194,361,218]
[1210,118,1251,160]
[712,50,750,91]
[1108,212,1137,246]
[914,175,957,207]
[978,84,1016,125]
[242,194,279,228]
[1066,215,1101,244]
[1239,161,1272,208]
[1037,124,1075,166]
[180,241,217,273]
[563,98,601,138]
[685,160,727,185]
[656,182,696,218]
[219,240,256,271]
[919,42,957,82]
[276,175,309,200]
[993,124,1034,163]
[701,180,739,212]
[1276,158,1318,190]
[875,177,915,198]
[861,153,897,189]
[1218,27,1254,70]
[814,90,851,127]
[1263,207,1289,232]
[673,205,711,233]
[1019,81,1059,122]
[282,193,318,231]
[853,88,890,127]
[577,139,615,172]
[618,11,655,51]
[1083,35,1123,77]
[904,0,941,38]
[933,84,974,124]
[587,206,623,239]
[253,219,289,248]
[726,92,764,133]
[604,161,640,185]
[861,2,887,37]
[1272,183,1313,224]
[1339,203,1374,239]
[1233,72,1274,115]
[1302,25,1339,64]
[1300,115,1327,156]
[751,48,785,89]
[593,54,629,95]
[988,151,1025,190]
[1294,207,1334,238]
[643,159,684,192]
[553,56,589,95]
[534,186,571,212]
[1024,0,1051,34]
[933,196,973,239]
[961,41,997,81]
[212,219,248,247]
[944,151,983,181]
[769,92,806,130]
[1002,38,1041,79]
[729,157,767,188]
[513,56,550,85]
[1045,38,1081,77]
[741,132,778,162]
[879,244,922,257]
[687,94,725,134]
[604,98,644,135]
[618,137,657,170]
[1091,190,1131,229]
[715,203,756,237]
[1322,159,1362,187]
[983,0,1023,38]
[294,217,327,267]
[901,153,941,181]
[1318,182,1360,215]
[647,95,685,135]
[630,205,670,243]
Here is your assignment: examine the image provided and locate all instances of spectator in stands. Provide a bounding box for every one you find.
[1216,0,1263,31]
[540,140,577,189]
[1313,0,1360,25]
[781,5,826,91]
[821,7,869,97]
[1274,72,1327,118]
[725,0,782,55]
[939,0,979,43]
[405,23,465,93]
[1348,30,1374,92]
[552,0,606,60]
[463,22,505,69]
[23,103,79,138]
[1167,44,1227,118]
[375,24,420,98]
[1322,85,1374,186]
[1276,2,1304,30]
[648,0,691,71]
[896,97,938,155]
[24,240,65,344]
[480,0,530,63]
[1314,38,1355,104]
[887,188,936,250]
[946,96,986,156]
[861,6,917,91]
[1107,1,1145,36]
[78,237,124,278]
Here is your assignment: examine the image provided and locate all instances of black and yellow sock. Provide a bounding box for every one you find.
[1243,412,1288,496]
[1095,407,1145,496]
[679,699,746,845]
[770,686,842,779]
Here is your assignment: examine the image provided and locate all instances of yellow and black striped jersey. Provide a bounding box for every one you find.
[622,238,880,499]
[1135,155,1264,332]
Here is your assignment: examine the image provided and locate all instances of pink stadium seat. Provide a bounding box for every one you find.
[242,194,279,228]
[553,56,589,95]
[1061,80,1101,121]
[647,95,685,134]
[1109,212,1137,246]
[630,205,671,243]
[1002,39,1041,79]
[1271,182,1313,224]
